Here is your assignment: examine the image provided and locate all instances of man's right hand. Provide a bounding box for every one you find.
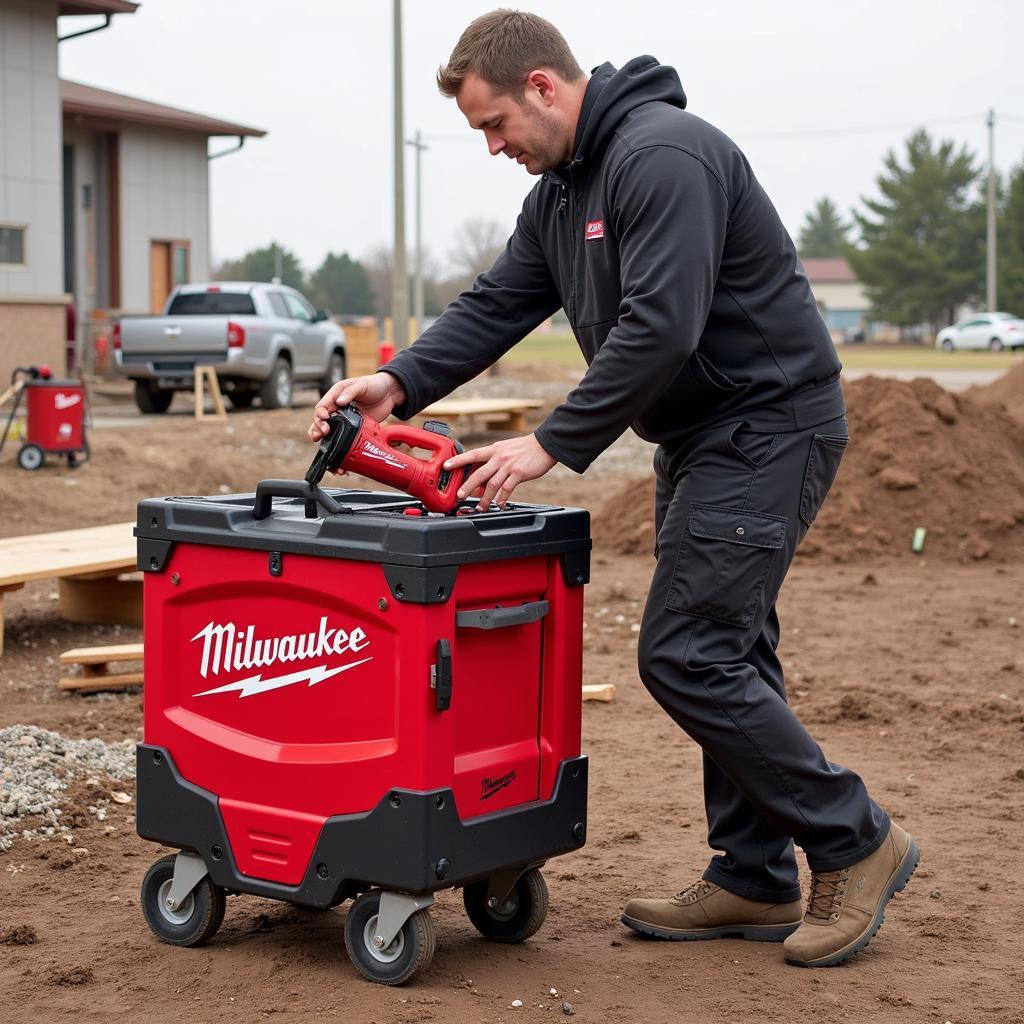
[308,372,407,441]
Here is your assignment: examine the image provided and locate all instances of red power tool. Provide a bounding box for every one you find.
[305,405,470,514]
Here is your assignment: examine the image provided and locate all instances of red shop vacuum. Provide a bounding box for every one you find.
[0,365,89,470]
[134,408,591,985]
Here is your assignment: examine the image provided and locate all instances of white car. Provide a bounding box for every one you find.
[935,312,1024,352]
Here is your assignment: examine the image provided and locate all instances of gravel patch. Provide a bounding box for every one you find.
[0,725,135,851]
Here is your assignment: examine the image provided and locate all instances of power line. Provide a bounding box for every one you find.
[734,114,987,142]
[426,111,1024,145]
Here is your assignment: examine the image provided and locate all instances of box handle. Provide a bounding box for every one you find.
[455,600,549,630]
[252,479,350,520]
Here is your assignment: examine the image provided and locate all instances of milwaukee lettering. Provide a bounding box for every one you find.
[361,440,407,468]
[480,769,517,800]
[192,617,370,679]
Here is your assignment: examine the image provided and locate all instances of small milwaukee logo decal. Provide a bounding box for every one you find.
[585,219,604,241]
[55,393,81,410]
[360,439,408,470]
[480,769,517,800]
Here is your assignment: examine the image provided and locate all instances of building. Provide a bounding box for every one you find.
[0,0,263,384]
[802,257,870,342]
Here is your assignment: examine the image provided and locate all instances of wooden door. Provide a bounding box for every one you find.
[150,241,171,313]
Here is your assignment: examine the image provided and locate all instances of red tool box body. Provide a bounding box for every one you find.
[25,378,86,451]
[135,483,590,905]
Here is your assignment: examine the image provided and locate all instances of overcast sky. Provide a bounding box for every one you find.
[58,0,1024,276]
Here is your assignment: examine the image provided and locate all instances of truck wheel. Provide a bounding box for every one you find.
[141,854,226,947]
[318,351,346,395]
[134,380,173,414]
[463,868,549,943]
[344,891,436,986]
[260,358,293,410]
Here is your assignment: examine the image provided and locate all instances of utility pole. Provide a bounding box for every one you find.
[406,130,428,336]
[987,108,997,312]
[391,0,409,349]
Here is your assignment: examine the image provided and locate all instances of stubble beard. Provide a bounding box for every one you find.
[522,104,568,174]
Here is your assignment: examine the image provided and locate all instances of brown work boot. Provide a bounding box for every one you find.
[784,821,920,967]
[621,878,803,942]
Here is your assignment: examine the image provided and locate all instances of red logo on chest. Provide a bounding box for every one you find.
[585,219,605,241]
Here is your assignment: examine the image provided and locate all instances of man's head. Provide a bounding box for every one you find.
[437,9,587,175]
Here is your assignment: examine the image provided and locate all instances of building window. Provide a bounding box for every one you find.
[0,225,27,266]
[172,243,189,286]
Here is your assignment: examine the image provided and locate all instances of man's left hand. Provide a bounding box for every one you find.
[444,433,557,511]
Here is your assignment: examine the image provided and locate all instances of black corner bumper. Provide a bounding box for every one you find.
[135,744,588,908]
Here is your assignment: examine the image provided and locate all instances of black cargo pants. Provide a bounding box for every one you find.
[637,414,889,902]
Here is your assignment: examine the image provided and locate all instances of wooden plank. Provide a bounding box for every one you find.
[60,642,143,665]
[0,522,135,589]
[582,683,616,703]
[419,398,543,416]
[58,671,143,693]
[345,323,380,378]
[59,575,142,627]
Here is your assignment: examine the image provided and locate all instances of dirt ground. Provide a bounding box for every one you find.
[1,367,1023,1023]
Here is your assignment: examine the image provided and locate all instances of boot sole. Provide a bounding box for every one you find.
[784,837,921,968]
[620,915,801,943]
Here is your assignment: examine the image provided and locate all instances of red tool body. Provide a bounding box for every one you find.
[306,406,468,514]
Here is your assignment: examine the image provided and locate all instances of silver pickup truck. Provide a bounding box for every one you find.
[115,282,347,413]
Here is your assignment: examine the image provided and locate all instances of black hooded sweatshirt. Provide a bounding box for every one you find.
[381,57,844,473]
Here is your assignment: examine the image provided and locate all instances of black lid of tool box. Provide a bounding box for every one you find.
[135,481,591,572]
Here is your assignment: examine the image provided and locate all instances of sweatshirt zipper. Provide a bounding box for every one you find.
[567,171,578,324]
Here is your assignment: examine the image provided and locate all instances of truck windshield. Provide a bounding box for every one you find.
[167,292,256,315]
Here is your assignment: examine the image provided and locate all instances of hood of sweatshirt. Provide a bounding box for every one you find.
[570,56,687,168]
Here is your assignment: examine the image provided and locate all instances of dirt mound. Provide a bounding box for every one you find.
[966,360,1024,421]
[592,376,1024,563]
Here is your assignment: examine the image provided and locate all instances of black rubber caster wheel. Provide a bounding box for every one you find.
[463,867,549,943]
[344,890,435,985]
[141,854,226,947]
[16,444,44,471]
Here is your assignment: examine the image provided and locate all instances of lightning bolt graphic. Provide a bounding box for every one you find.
[193,658,373,699]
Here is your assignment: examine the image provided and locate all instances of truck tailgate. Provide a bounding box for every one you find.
[120,316,228,357]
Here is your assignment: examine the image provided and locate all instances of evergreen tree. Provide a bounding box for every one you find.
[212,242,305,291]
[848,129,984,328]
[797,197,850,258]
[307,252,374,315]
[998,161,1024,315]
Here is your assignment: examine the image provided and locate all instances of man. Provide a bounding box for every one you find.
[309,10,918,968]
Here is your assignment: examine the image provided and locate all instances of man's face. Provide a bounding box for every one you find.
[457,71,570,175]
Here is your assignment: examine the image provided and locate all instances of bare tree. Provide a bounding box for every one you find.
[363,245,394,319]
[447,217,508,285]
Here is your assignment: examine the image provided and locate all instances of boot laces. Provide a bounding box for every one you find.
[672,879,715,905]
[806,869,850,921]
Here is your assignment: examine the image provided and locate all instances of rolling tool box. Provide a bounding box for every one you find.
[134,479,590,984]
[0,365,89,470]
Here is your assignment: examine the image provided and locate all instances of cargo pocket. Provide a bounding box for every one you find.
[799,433,849,527]
[667,503,787,628]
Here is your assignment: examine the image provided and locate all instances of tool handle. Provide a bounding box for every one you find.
[380,423,455,465]
[253,479,348,520]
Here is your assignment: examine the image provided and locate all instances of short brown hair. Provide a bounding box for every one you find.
[437,9,584,101]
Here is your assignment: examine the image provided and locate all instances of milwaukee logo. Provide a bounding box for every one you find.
[585,219,604,241]
[55,393,81,410]
[480,769,517,800]
[360,439,407,470]
[191,616,370,682]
